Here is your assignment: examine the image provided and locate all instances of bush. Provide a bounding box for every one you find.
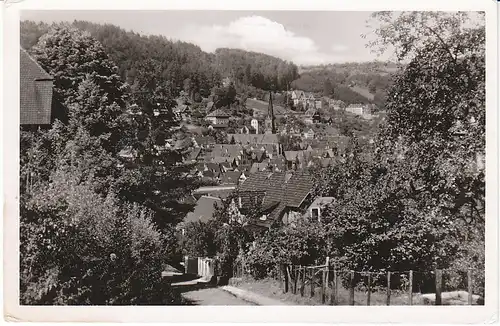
[244,221,327,279]
[20,170,174,305]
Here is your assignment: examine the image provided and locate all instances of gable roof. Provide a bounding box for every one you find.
[238,171,314,210]
[209,144,244,158]
[227,133,279,145]
[194,135,215,146]
[20,49,54,125]
[207,109,230,118]
[220,171,242,185]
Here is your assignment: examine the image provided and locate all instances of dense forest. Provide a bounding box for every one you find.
[21,20,299,101]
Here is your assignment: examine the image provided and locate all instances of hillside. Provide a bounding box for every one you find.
[293,61,402,108]
[20,20,299,100]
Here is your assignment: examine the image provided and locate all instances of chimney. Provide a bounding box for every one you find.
[284,171,293,184]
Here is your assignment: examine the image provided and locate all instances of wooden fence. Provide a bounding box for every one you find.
[275,257,480,306]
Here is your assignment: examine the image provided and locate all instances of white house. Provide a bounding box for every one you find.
[304,128,315,139]
[206,109,230,127]
[304,197,334,222]
[251,118,259,134]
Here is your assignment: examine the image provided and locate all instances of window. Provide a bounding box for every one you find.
[311,208,320,221]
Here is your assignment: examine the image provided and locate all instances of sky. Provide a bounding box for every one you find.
[21,10,392,65]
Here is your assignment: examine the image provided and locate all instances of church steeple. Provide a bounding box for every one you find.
[266,91,276,134]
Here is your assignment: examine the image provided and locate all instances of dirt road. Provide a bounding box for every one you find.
[181,288,256,305]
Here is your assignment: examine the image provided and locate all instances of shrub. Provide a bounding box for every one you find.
[20,170,174,305]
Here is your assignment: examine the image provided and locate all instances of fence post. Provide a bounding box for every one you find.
[435,269,442,305]
[349,270,355,305]
[324,257,330,304]
[321,269,326,304]
[386,271,391,306]
[467,268,473,305]
[321,257,329,304]
[409,270,413,306]
[293,266,298,294]
[366,273,371,306]
[310,268,315,298]
[333,269,339,305]
[283,264,289,293]
[301,266,306,296]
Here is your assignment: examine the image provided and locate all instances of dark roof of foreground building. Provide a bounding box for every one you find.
[238,171,314,222]
[20,49,54,125]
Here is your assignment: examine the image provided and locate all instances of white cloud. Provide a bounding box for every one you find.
[177,15,346,65]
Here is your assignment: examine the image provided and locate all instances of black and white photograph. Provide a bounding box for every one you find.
[2,0,498,323]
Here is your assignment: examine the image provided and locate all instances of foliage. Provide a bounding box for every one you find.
[180,221,217,258]
[245,220,327,279]
[21,20,298,97]
[214,48,299,91]
[116,65,202,228]
[20,25,198,305]
[20,171,173,305]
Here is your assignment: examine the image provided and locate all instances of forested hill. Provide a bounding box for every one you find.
[214,48,299,91]
[21,20,299,98]
[292,61,403,108]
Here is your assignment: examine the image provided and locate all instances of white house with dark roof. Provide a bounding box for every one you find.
[206,109,230,127]
[235,171,315,232]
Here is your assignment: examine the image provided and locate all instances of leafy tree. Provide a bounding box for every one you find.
[20,170,176,305]
[323,77,333,97]
[116,59,202,230]
[30,24,126,118]
[180,221,217,258]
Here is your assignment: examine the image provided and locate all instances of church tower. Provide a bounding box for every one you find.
[265,91,276,134]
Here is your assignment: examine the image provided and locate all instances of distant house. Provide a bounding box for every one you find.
[184,147,202,163]
[303,197,334,222]
[206,109,230,128]
[236,171,315,231]
[284,151,307,170]
[251,119,259,134]
[249,162,271,174]
[345,104,371,116]
[220,171,244,185]
[303,108,321,124]
[193,135,216,149]
[328,99,345,110]
[291,90,305,106]
[173,104,191,121]
[20,49,54,127]
[304,128,315,140]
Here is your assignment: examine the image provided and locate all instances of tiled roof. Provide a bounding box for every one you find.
[194,135,215,146]
[186,147,201,161]
[207,109,230,117]
[238,171,314,209]
[185,196,222,223]
[227,133,279,145]
[209,144,244,158]
[205,163,222,173]
[20,49,53,125]
[210,156,236,164]
[249,162,271,174]
[220,171,242,185]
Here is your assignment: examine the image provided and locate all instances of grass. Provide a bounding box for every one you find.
[229,277,449,306]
